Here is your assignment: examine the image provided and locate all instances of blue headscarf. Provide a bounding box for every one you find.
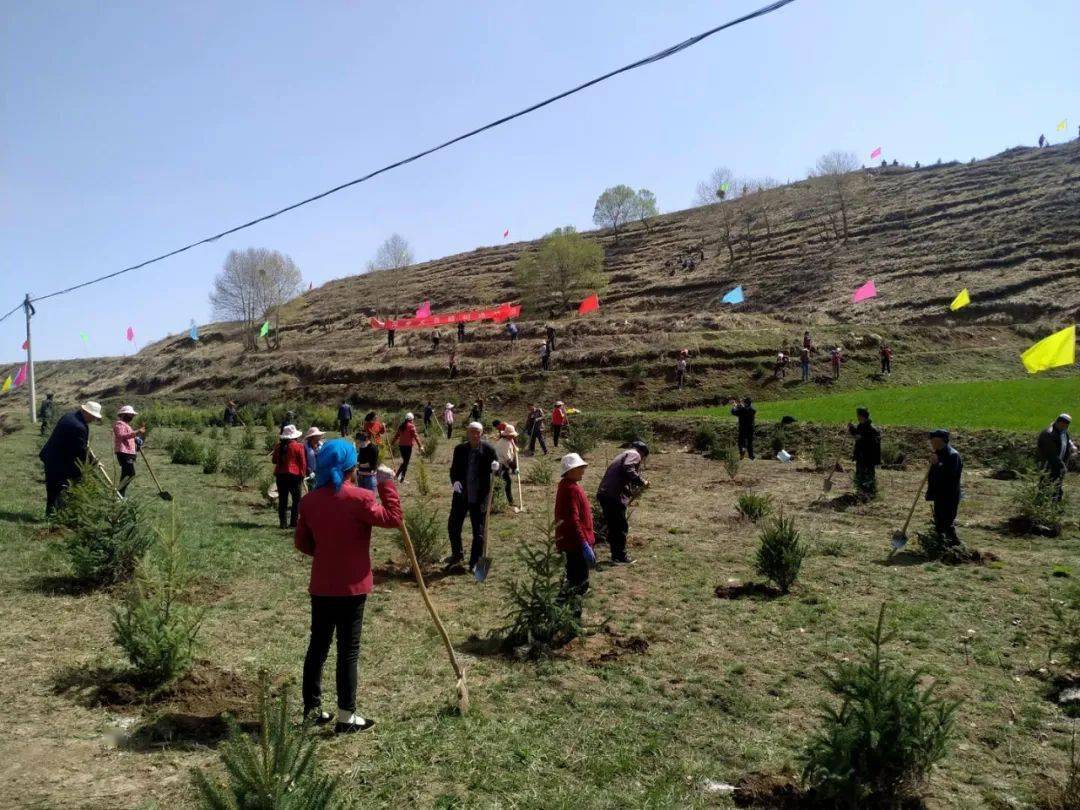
[315,438,358,492]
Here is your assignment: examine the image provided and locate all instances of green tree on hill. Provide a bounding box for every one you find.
[594,185,659,241]
[514,227,605,314]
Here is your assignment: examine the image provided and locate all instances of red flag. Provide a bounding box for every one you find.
[503,229,509,238]
[12,364,27,387]
[21,339,28,350]
[578,294,600,315]
[126,326,135,341]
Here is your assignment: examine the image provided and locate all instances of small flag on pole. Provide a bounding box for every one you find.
[189,320,199,341]
[503,229,510,238]
[578,294,600,315]
[1057,119,1067,132]
[126,326,135,342]
[949,289,971,311]
[416,301,431,319]
[870,146,882,159]
[259,321,270,337]
[12,364,26,388]
[1,376,11,393]
[721,285,744,304]
[852,279,877,303]
[1021,324,1075,373]
[79,331,89,343]
[21,339,28,350]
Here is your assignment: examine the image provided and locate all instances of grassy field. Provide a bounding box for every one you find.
[688,375,1080,432]
[0,422,1077,808]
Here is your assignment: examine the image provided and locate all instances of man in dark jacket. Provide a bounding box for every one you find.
[40,401,103,515]
[596,441,650,565]
[545,324,557,351]
[926,429,963,542]
[731,397,756,460]
[446,422,500,571]
[1037,413,1074,502]
[336,401,353,436]
[423,402,434,431]
[38,393,55,435]
[223,400,239,427]
[848,407,882,497]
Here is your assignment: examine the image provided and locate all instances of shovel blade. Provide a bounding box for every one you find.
[474,556,492,583]
[890,532,908,551]
[159,491,174,501]
[823,479,833,493]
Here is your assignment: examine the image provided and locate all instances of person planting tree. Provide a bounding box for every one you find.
[926,429,963,543]
[113,405,146,497]
[273,425,308,530]
[40,400,103,515]
[596,441,650,565]
[1037,413,1074,503]
[293,439,401,734]
[847,407,881,498]
[494,424,519,508]
[392,413,424,483]
[445,422,499,571]
[555,453,595,617]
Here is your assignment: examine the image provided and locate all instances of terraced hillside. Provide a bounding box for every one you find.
[16,142,1080,415]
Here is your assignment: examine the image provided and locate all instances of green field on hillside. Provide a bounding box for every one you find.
[691,375,1078,432]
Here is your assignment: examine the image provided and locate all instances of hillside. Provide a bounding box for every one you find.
[16,142,1080,416]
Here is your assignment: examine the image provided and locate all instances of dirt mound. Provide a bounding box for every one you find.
[563,626,651,667]
[714,580,782,600]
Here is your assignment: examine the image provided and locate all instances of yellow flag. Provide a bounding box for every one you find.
[949,288,970,311]
[1,376,10,393]
[1057,118,1067,132]
[1021,325,1076,373]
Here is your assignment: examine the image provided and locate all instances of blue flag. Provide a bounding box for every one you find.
[189,320,199,341]
[721,285,744,304]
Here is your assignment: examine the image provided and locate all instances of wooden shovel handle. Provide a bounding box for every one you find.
[138,448,165,491]
[397,522,465,681]
[901,465,933,536]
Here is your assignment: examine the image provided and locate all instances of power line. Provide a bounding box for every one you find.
[0,0,797,324]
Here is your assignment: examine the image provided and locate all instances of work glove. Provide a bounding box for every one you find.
[452,481,463,495]
[491,461,500,473]
[376,466,395,485]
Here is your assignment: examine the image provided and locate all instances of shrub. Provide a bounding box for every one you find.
[263,432,278,454]
[693,425,720,456]
[499,514,582,654]
[417,458,432,497]
[401,498,442,567]
[489,478,509,515]
[625,361,646,387]
[202,444,220,474]
[801,604,959,807]
[258,472,276,502]
[193,676,340,809]
[879,438,905,467]
[736,490,773,522]
[170,436,204,466]
[755,512,807,594]
[223,448,259,489]
[562,415,601,456]
[811,440,828,471]
[720,446,741,480]
[613,415,653,447]
[1010,474,1066,533]
[916,527,972,564]
[770,425,786,456]
[58,464,155,585]
[523,456,554,486]
[420,430,439,460]
[1050,581,1080,667]
[240,425,256,450]
[112,510,203,686]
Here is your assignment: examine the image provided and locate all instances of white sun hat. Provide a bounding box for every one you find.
[555,401,564,407]
[303,426,325,439]
[280,424,302,440]
[467,421,484,431]
[445,402,454,409]
[81,401,103,420]
[117,405,137,416]
[560,453,589,476]
[405,412,415,421]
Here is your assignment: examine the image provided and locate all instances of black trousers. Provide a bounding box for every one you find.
[552,424,563,447]
[45,475,72,516]
[560,547,589,617]
[396,445,413,480]
[599,494,629,561]
[500,468,514,505]
[528,427,548,454]
[387,332,395,347]
[738,430,755,460]
[276,473,303,528]
[302,594,366,714]
[338,419,350,435]
[1043,461,1066,503]
[932,497,959,541]
[448,494,487,568]
[881,357,891,374]
[116,452,137,496]
[445,422,453,439]
[676,370,684,389]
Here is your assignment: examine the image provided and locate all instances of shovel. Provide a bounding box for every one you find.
[139,448,173,501]
[514,468,525,514]
[822,458,844,492]
[86,452,123,501]
[890,464,932,555]
[474,481,496,583]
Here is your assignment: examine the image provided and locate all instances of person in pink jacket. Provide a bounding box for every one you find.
[113,405,145,496]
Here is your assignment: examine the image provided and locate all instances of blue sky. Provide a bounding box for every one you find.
[2,0,1077,362]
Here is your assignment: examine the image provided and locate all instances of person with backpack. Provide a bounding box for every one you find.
[596,441,649,565]
[391,414,424,483]
[555,453,595,616]
[847,407,881,497]
[731,397,756,460]
[273,425,308,529]
[336,400,353,436]
[551,401,569,447]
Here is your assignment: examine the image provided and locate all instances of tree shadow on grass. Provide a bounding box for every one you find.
[23,573,100,597]
[0,509,45,524]
[218,520,266,530]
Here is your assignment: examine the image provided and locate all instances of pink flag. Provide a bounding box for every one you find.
[578,294,600,315]
[852,279,877,303]
[415,300,431,319]
[12,364,26,387]
[503,229,509,238]
[21,339,28,350]
[126,326,135,342]
[870,146,882,159]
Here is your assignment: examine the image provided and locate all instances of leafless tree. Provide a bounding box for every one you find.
[809,151,861,240]
[694,166,741,206]
[209,248,302,350]
[716,201,738,264]
[747,177,781,243]
[366,234,414,273]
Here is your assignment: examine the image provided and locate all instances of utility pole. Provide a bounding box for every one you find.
[24,294,36,424]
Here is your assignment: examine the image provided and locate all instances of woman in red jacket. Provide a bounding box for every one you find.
[554,452,595,618]
[391,412,425,483]
[272,425,308,530]
[551,401,569,448]
[294,439,402,733]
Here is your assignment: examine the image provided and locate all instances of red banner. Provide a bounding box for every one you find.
[370,302,521,331]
